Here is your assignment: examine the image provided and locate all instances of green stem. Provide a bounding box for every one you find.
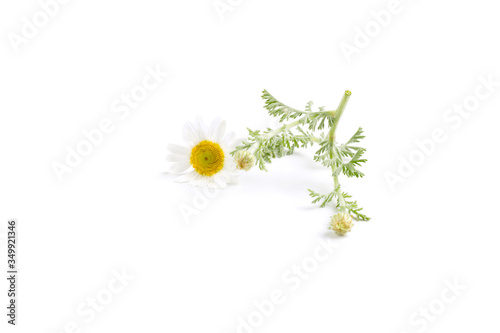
[330,91,351,214]
[265,119,302,138]
[294,135,321,143]
[328,90,351,144]
[334,175,347,212]
[248,119,303,154]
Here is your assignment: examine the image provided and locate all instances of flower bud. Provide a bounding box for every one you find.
[329,212,353,235]
[234,150,256,171]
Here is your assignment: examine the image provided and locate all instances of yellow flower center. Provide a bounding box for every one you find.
[190,140,225,177]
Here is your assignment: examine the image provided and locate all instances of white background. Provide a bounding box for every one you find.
[1,0,500,332]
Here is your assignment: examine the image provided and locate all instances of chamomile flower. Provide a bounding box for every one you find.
[167,118,238,189]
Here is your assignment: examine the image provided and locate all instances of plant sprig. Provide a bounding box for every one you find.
[232,89,370,229]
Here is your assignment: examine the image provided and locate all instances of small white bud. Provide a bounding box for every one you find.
[329,212,353,235]
[234,150,256,171]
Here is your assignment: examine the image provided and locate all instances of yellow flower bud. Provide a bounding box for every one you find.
[329,212,353,235]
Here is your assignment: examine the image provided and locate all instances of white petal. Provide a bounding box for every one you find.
[208,117,221,141]
[183,122,201,144]
[196,117,209,140]
[223,159,239,182]
[191,174,207,188]
[222,132,237,148]
[167,143,189,155]
[175,170,197,183]
[223,157,236,171]
[214,120,226,143]
[169,161,191,174]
